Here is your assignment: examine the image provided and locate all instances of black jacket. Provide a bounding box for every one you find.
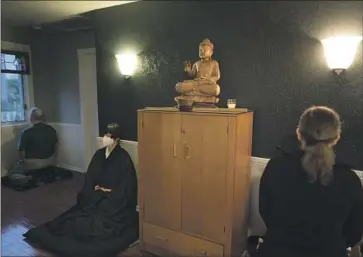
[257,151,363,257]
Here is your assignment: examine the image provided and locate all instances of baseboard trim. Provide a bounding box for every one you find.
[56,164,83,173]
[251,156,269,174]
[48,122,82,128]
[121,140,138,147]
[119,140,362,178]
[55,139,362,180]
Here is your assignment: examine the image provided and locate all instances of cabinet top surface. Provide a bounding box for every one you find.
[138,107,252,115]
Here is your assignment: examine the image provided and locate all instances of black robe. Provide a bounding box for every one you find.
[23,146,139,257]
[257,151,363,257]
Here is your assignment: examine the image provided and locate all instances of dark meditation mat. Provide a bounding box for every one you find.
[23,224,139,257]
[1,166,73,191]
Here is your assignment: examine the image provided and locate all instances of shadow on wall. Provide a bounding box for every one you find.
[1,125,27,176]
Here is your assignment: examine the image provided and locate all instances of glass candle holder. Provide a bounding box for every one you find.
[227,99,236,109]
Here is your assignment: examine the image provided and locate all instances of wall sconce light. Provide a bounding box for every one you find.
[321,36,362,75]
[115,52,138,79]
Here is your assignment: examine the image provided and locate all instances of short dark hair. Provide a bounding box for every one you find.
[105,123,122,139]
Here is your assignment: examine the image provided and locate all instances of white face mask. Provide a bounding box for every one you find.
[102,136,114,147]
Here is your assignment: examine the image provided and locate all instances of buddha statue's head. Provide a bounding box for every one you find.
[199,38,214,60]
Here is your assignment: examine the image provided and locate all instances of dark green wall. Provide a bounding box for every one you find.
[93,1,363,169]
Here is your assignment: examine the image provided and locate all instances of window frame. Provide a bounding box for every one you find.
[1,50,31,74]
[1,41,34,127]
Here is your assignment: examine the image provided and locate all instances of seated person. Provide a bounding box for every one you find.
[257,106,363,257]
[8,107,58,182]
[23,123,139,257]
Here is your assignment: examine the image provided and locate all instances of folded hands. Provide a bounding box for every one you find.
[94,185,112,192]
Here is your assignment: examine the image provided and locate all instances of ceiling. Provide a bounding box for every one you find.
[1,1,136,26]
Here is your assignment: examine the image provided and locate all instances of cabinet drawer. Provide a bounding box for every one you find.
[143,222,174,253]
[143,222,224,256]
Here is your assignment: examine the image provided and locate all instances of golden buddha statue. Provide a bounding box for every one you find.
[175,38,221,104]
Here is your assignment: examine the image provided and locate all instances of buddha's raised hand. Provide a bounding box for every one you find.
[184,61,192,72]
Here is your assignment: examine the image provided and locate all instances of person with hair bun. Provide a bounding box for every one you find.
[23,123,139,257]
[257,106,363,257]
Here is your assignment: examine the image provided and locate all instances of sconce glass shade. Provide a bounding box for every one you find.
[321,36,362,70]
[115,53,138,77]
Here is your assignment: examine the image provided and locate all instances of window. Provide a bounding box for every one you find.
[1,50,30,123]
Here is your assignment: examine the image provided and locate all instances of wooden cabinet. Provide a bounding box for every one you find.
[138,108,253,256]
[138,112,182,230]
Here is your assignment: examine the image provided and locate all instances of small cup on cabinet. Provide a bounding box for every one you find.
[227,99,236,109]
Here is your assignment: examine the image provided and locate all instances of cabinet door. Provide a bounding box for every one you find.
[181,114,229,243]
[139,112,182,230]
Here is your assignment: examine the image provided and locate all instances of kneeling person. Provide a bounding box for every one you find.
[23,123,138,257]
[8,107,58,182]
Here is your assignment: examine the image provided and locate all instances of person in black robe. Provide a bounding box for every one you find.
[257,106,363,257]
[23,123,139,257]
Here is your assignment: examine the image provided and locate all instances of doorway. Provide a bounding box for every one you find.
[77,48,99,171]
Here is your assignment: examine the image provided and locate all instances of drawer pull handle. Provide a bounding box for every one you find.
[184,143,190,159]
[195,250,208,255]
[155,236,168,242]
